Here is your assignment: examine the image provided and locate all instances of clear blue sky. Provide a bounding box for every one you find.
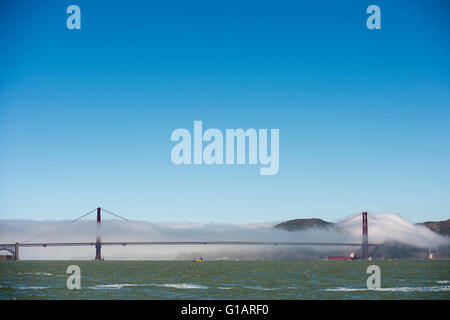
[0,0,449,223]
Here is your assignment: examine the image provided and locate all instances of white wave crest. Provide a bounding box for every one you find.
[156,283,208,289]
[324,286,450,292]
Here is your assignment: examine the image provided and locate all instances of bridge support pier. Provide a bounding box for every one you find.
[362,212,369,260]
[14,242,19,260]
[95,241,101,260]
[95,207,102,260]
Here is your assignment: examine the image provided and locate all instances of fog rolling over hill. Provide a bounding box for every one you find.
[274,219,333,231]
[417,220,450,237]
[275,217,450,259]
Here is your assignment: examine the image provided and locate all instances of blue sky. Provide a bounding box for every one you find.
[0,0,449,223]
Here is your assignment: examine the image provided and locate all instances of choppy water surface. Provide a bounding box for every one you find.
[0,260,449,299]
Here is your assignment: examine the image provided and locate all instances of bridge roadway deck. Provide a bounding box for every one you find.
[3,241,382,247]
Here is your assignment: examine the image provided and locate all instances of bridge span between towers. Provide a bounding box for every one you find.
[0,208,380,260]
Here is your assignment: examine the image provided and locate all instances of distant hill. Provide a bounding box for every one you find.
[416,219,450,237]
[274,218,334,231]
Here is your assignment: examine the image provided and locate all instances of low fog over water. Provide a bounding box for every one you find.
[0,213,448,260]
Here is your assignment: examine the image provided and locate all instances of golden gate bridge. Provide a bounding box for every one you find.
[0,208,380,260]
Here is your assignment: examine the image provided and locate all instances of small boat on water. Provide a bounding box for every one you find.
[192,257,204,262]
[327,252,358,261]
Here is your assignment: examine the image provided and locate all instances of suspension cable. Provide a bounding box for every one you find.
[71,208,98,222]
[22,208,96,243]
[101,208,130,222]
